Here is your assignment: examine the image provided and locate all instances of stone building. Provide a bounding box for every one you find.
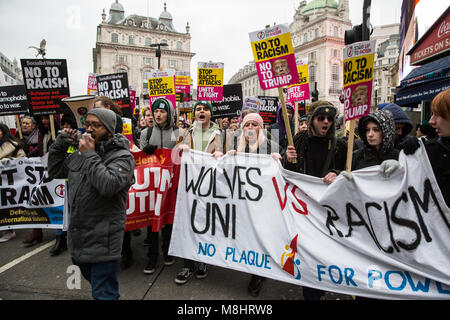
[93,1,195,104]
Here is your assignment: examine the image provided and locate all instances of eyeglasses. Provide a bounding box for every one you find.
[317,115,333,122]
[83,121,104,129]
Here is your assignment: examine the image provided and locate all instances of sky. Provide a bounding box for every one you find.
[0,0,448,96]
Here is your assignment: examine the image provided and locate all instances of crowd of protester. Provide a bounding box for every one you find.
[1,88,449,300]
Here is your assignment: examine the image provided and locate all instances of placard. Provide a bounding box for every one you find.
[286,58,310,103]
[249,24,299,90]
[96,72,132,117]
[211,84,243,120]
[197,62,224,101]
[0,85,29,116]
[343,40,376,121]
[20,59,70,115]
[147,69,176,108]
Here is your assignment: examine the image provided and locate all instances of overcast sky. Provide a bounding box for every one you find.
[0,0,448,95]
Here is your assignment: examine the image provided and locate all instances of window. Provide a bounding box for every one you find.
[176,41,182,50]
[145,37,152,46]
[389,57,396,64]
[309,65,316,84]
[161,39,168,45]
[168,59,177,68]
[334,26,339,37]
[117,68,127,73]
[111,33,118,43]
[304,33,308,43]
[330,64,340,93]
[143,57,152,65]
[117,55,127,63]
[129,35,135,45]
[309,51,316,61]
[315,28,320,38]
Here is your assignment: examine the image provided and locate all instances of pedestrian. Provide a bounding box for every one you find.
[416,123,437,141]
[283,100,347,300]
[24,114,60,247]
[48,114,78,256]
[226,112,281,297]
[18,115,38,155]
[47,108,135,300]
[174,101,224,285]
[268,104,295,156]
[350,109,399,171]
[0,123,26,243]
[93,96,123,134]
[139,98,179,275]
[380,103,416,151]
[401,89,450,207]
[298,114,308,133]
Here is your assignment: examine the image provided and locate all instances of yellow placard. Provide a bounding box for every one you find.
[197,68,223,87]
[343,53,375,86]
[251,32,295,63]
[148,76,175,97]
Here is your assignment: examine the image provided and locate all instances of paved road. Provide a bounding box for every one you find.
[0,228,353,301]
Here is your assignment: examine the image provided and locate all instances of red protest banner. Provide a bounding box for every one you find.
[125,148,180,232]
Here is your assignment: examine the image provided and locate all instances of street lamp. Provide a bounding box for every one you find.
[149,42,168,69]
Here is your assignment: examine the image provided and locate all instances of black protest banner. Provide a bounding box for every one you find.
[258,96,279,125]
[96,73,132,118]
[211,84,243,120]
[0,85,29,116]
[20,59,70,115]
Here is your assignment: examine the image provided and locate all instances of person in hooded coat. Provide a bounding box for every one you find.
[380,103,416,151]
[352,109,399,170]
[139,98,179,275]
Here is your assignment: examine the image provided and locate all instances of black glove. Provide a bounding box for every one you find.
[400,137,420,155]
[143,144,157,155]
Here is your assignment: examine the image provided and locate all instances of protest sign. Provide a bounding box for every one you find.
[343,40,376,121]
[147,69,176,108]
[258,96,279,125]
[175,71,191,102]
[87,72,99,95]
[96,72,132,117]
[197,62,224,101]
[126,149,180,232]
[0,158,65,231]
[170,145,450,299]
[242,96,260,113]
[0,85,29,116]
[249,24,299,90]
[286,58,310,104]
[20,59,70,115]
[211,84,243,120]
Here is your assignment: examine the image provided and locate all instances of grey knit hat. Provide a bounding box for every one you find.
[86,108,117,135]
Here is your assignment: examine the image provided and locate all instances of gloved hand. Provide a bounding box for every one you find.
[143,144,157,155]
[379,159,400,178]
[340,170,353,181]
[400,137,420,155]
[1,158,11,165]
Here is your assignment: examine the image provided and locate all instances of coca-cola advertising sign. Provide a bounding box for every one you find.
[409,7,450,65]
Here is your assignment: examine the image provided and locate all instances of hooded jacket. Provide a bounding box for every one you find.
[283,102,347,177]
[140,102,179,150]
[48,133,135,263]
[352,110,399,170]
[381,103,415,149]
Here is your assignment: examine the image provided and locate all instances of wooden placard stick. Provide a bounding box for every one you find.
[15,115,23,139]
[345,119,355,172]
[277,86,296,164]
[49,114,56,140]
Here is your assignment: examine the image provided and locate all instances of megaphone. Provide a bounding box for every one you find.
[61,95,96,128]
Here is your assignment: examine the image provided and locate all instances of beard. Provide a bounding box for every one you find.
[91,131,111,143]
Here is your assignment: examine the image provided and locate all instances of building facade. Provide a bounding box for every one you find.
[93,1,195,104]
[0,51,24,128]
[229,0,352,114]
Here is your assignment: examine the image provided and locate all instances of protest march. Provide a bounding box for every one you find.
[1,1,449,304]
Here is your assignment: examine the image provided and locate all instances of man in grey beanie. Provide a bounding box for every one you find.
[48,107,135,300]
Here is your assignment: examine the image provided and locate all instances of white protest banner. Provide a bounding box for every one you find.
[0,158,65,231]
[169,145,450,299]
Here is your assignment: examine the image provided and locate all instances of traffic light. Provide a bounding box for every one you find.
[345,24,371,45]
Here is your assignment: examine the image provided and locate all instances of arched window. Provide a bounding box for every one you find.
[111,33,119,43]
